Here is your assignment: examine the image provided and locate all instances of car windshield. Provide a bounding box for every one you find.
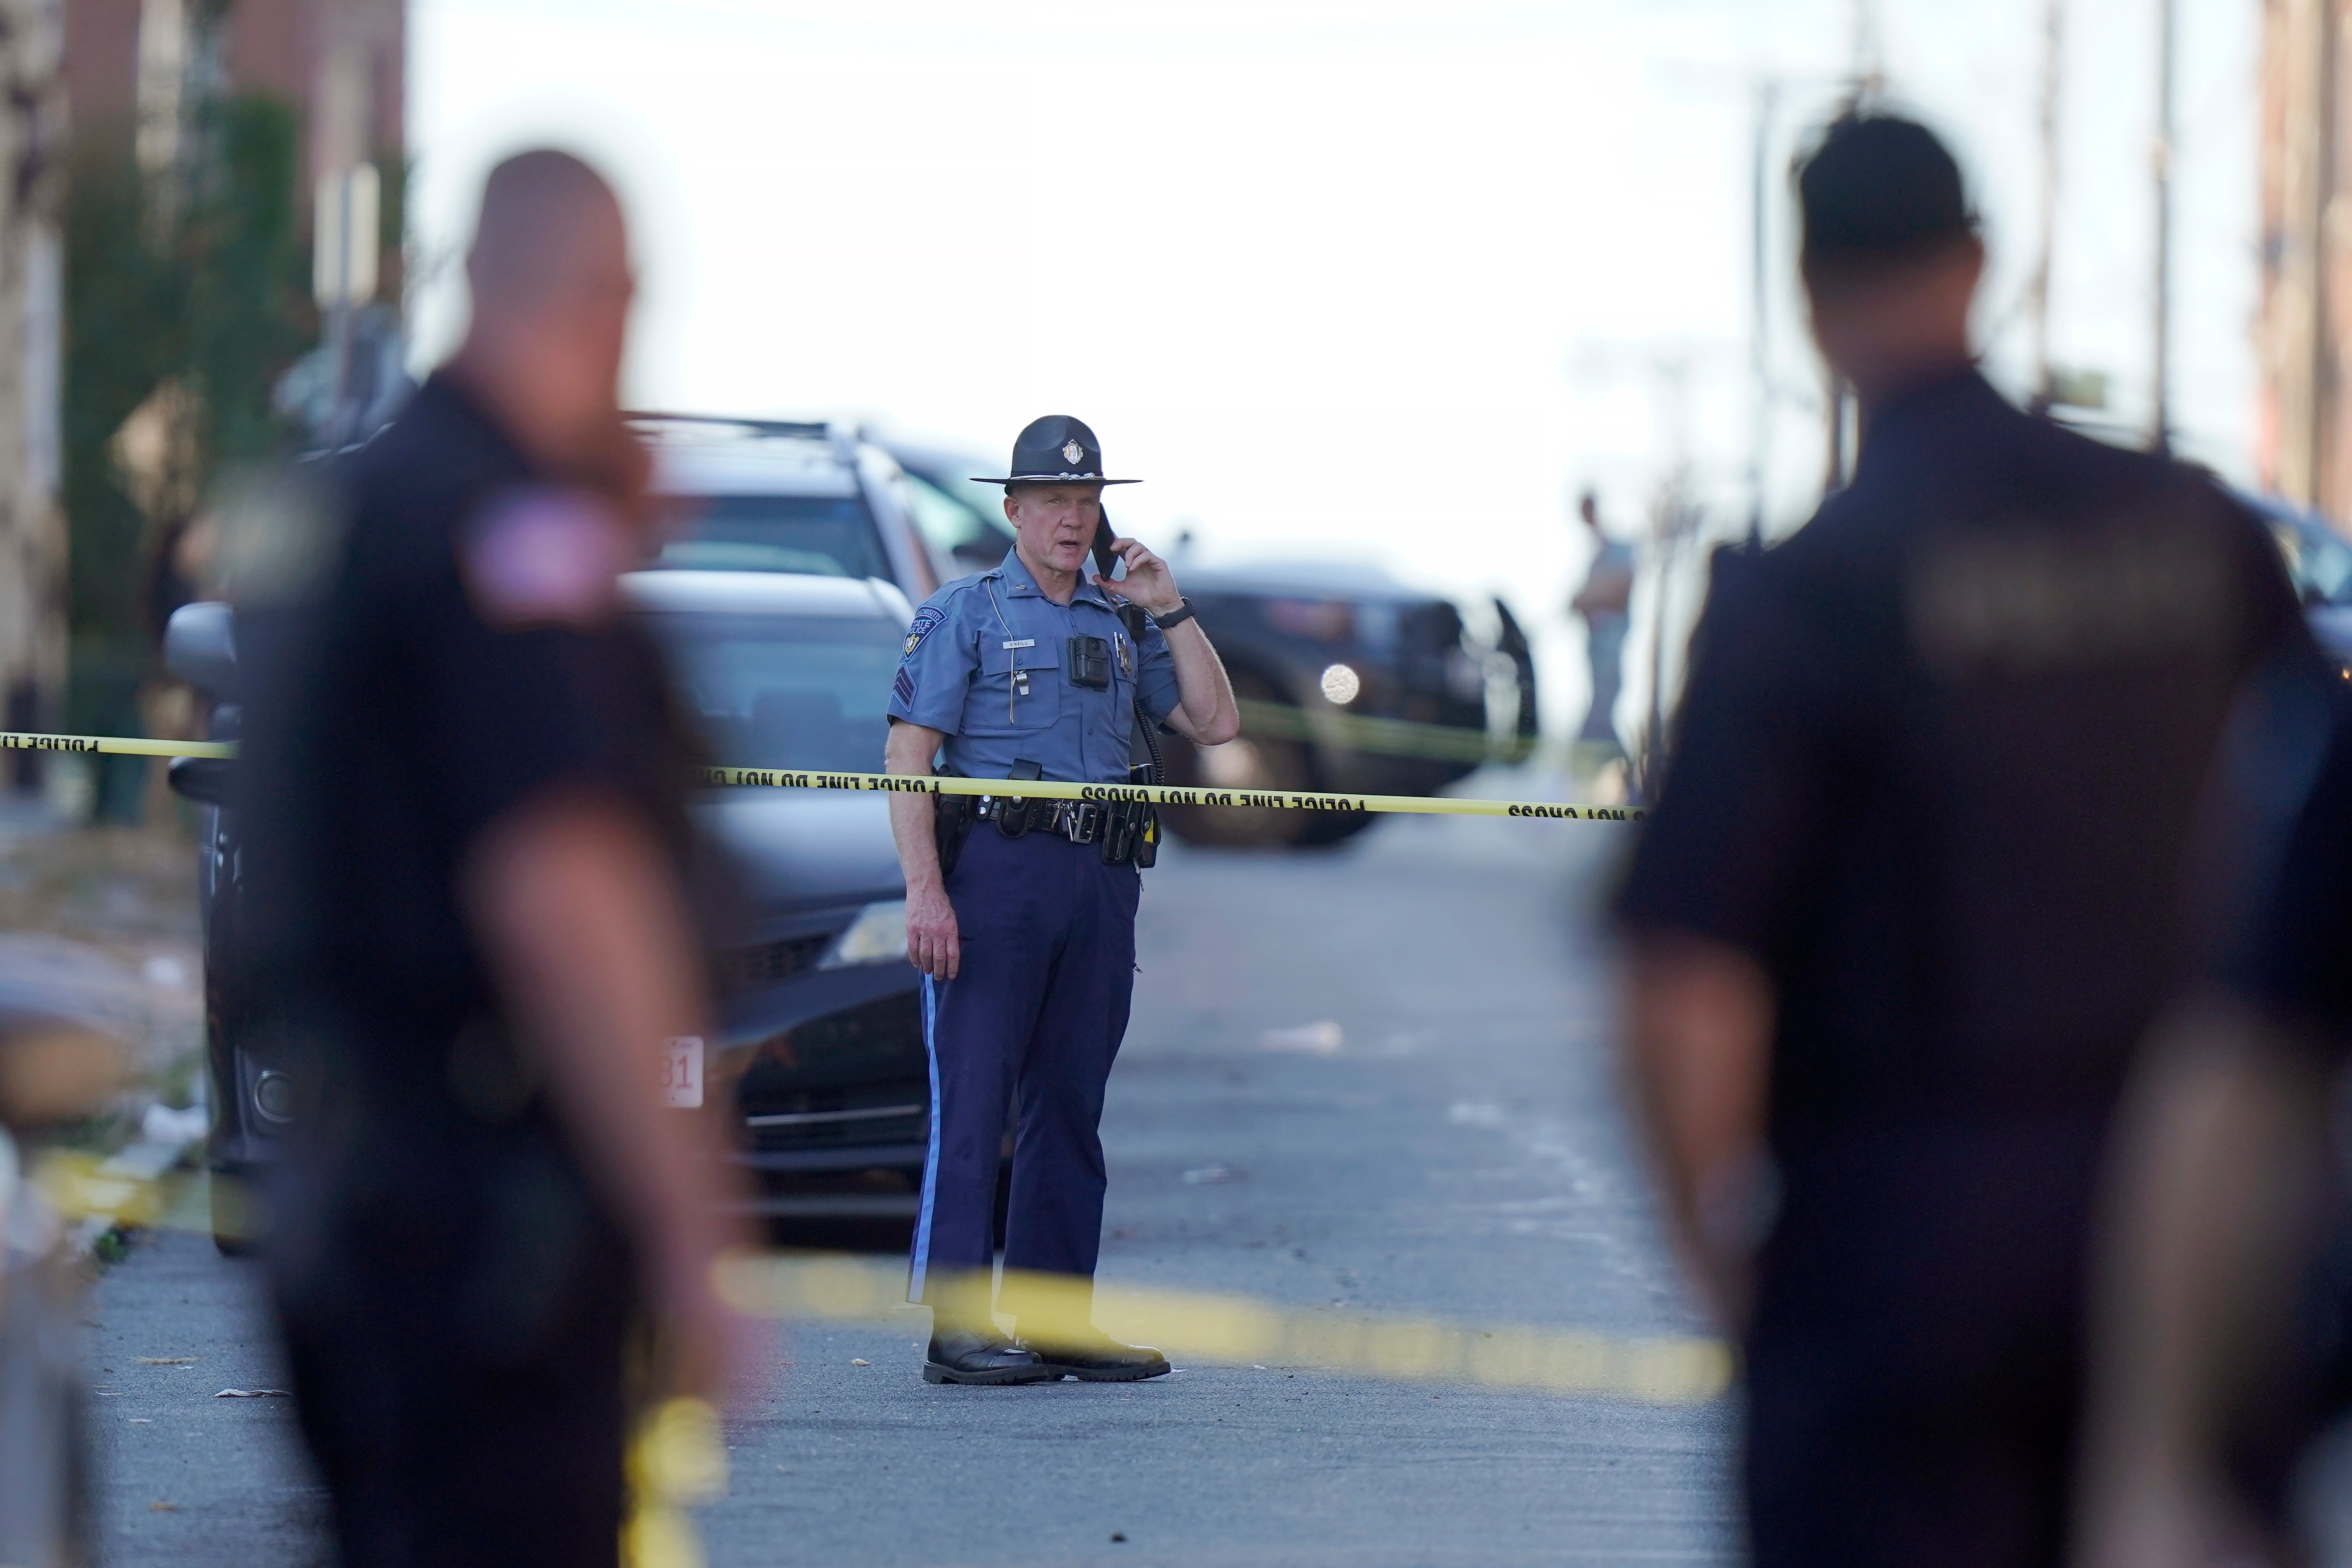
[645,610,899,774]
[654,494,891,580]
[901,471,1013,566]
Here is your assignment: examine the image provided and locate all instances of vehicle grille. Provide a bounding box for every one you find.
[736,990,929,1151]
[733,933,833,988]
[742,1089,929,1151]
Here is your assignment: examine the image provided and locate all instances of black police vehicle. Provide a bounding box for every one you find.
[878,436,1540,846]
[166,571,946,1250]
[2246,489,2352,669]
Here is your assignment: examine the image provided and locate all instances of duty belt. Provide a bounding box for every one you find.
[977,794,1104,845]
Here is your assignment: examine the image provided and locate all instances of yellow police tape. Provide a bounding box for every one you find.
[0,730,235,759]
[44,1156,1727,1405]
[702,768,1641,822]
[0,730,1641,822]
[713,1252,1730,1405]
[625,1397,727,1568]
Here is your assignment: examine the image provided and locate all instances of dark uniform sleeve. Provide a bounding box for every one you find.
[2230,713,2352,1060]
[419,494,647,850]
[1613,561,1841,963]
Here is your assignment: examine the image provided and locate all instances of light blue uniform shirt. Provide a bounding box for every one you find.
[889,548,1182,783]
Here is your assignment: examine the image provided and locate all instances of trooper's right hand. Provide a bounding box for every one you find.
[907,884,960,980]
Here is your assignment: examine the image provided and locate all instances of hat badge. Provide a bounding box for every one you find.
[1061,439,1085,467]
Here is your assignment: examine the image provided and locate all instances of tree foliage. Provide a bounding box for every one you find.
[62,92,312,643]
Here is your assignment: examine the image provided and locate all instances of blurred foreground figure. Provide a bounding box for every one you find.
[1611,112,2309,1567]
[0,1014,126,1568]
[2075,723,2352,1563]
[238,151,748,1566]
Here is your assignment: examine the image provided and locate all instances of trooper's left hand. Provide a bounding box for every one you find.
[1091,536,1183,618]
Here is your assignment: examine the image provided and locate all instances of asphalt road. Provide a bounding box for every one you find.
[84,781,1737,1566]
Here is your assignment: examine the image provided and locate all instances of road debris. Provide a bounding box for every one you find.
[1260,1020,1342,1055]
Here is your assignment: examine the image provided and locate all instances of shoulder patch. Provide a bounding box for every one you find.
[903,606,947,658]
[460,487,628,628]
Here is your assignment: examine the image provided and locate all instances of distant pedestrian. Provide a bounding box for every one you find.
[237,150,751,1566]
[1570,489,1633,745]
[1611,111,2311,1567]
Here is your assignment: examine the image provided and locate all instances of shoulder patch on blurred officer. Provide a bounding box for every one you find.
[460,487,628,628]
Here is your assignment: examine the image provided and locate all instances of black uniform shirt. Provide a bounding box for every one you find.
[239,375,703,1112]
[1614,370,2305,1334]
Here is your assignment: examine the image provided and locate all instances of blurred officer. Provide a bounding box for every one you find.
[2074,719,2352,1564]
[1611,112,2311,1567]
[236,150,749,1565]
[885,416,1239,1384]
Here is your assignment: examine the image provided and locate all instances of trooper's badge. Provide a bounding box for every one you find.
[903,606,945,657]
[1062,439,1084,467]
[1116,630,1132,676]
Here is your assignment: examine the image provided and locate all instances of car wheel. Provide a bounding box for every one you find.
[1158,673,1319,848]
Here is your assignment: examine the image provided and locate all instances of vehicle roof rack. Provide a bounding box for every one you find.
[624,410,837,441]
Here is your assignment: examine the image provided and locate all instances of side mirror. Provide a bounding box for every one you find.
[165,602,237,697]
[167,756,234,807]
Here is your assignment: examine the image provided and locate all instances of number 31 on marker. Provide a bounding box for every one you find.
[661,1036,704,1108]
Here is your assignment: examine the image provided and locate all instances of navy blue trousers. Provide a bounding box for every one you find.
[910,827,1140,1315]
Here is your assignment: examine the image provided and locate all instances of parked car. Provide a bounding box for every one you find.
[165,570,949,1249]
[876,435,1540,846]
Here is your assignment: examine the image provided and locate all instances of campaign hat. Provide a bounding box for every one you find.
[972,415,1140,486]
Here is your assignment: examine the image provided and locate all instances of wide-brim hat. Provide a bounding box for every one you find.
[972,414,1141,486]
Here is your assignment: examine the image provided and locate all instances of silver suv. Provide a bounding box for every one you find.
[633,413,951,598]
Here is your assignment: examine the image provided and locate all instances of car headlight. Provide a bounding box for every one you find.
[820,900,909,968]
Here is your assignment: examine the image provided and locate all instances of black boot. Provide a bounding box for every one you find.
[1027,1333,1171,1382]
[923,1327,1058,1385]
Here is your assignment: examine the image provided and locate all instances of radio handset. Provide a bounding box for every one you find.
[1094,513,1166,843]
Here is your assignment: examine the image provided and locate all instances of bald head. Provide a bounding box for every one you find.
[467,149,628,310]
[451,149,637,475]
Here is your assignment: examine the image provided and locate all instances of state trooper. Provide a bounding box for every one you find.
[884,415,1239,1385]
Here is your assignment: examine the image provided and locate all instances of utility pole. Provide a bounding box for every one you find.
[2030,0,2064,411]
[2273,0,2334,509]
[1850,0,1885,100]
[2150,0,2176,453]
[311,40,378,447]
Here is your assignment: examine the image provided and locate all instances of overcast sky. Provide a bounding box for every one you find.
[407,0,2258,732]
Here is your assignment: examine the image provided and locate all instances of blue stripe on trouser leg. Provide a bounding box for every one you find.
[909,828,1139,1318]
[907,972,943,1304]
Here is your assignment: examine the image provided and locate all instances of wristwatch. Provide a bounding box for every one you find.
[1149,597,1196,631]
